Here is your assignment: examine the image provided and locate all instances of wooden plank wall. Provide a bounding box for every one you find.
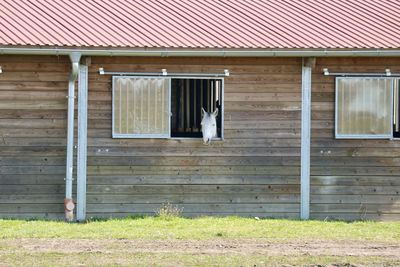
[86,57,302,218]
[2,55,399,221]
[0,55,69,219]
[311,57,400,221]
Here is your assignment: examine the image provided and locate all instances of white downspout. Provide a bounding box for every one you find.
[65,52,81,221]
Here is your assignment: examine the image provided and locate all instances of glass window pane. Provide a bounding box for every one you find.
[336,78,393,137]
[113,77,170,137]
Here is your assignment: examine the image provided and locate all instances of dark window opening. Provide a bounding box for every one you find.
[171,78,222,138]
[394,79,400,138]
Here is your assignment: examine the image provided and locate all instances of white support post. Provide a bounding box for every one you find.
[300,59,313,220]
[77,64,88,221]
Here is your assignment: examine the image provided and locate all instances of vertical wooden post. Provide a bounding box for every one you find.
[300,58,314,220]
[77,62,89,221]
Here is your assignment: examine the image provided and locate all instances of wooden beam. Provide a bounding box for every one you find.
[304,57,316,69]
[84,56,92,67]
[300,59,312,219]
[77,64,88,221]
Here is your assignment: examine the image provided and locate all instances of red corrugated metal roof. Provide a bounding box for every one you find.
[0,0,399,49]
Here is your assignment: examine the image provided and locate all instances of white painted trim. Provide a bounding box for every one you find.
[300,64,312,220]
[77,64,88,221]
[2,47,400,57]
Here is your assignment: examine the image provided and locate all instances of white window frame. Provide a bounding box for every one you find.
[112,76,224,139]
[335,77,394,139]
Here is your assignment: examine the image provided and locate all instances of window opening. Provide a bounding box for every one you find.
[171,78,222,138]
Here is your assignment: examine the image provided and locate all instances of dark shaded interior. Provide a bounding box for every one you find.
[394,79,400,138]
[171,78,222,138]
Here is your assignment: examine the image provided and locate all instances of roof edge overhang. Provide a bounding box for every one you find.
[1,46,400,57]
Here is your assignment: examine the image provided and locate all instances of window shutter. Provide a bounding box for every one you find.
[113,77,170,137]
[336,78,393,138]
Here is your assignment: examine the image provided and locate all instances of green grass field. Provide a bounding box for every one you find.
[1,217,399,266]
[1,216,399,241]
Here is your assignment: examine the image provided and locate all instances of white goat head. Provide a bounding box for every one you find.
[201,107,218,145]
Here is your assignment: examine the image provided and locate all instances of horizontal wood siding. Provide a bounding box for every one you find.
[86,57,302,218]
[0,55,69,219]
[2,55,400,221]
[310,57,400,221]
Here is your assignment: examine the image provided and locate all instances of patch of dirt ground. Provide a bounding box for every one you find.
[1,238,399,258]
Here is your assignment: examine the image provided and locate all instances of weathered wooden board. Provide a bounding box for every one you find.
[87,138,301,148]
[89,56,302,65]
[311,203,400,213]
[0,100,66,109]
[0,213,64,219]
[0,194,65,204]
[311,194,400,204]
[86,203,300,213]
[87,165,300,176]
[312,185,399,195]
[87,193,300,204]
[0,184,65,194]
[0,110,67,119]
[85,212,299,219]
[0,128,66,138]
[0,82,68,91]
[86,175,299,185]
[0,174,66,185]
[0,193,299,204]
[310,167,400,176]
[86,147,301,157]
[311,176,400,186]
[86,156,301,166]
[88,63,301,74]
[86,184,300,194]
[0,119,66,128]
[0,165,68,175]
[0,139,67,147]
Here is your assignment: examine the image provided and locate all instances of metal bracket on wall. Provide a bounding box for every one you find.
[323,68,400,77]
[98,68,230,77]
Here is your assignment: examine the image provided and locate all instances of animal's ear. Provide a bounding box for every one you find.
[213,108,219,117]
[201,107,206,116]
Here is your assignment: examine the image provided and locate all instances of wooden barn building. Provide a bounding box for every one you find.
[0,0,400,221]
